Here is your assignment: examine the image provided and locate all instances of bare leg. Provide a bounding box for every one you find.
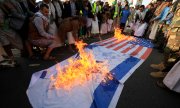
[43,47,55,60]
[98,33,102,41]
[58,31,66,46]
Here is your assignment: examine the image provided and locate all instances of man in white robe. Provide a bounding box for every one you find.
[37,0,57,35]
[37,0,62,46]
[163,60,180,93]
[134,5,147,37]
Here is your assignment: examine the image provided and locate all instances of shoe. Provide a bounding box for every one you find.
[150,71,167,78]
[150,62,165,70]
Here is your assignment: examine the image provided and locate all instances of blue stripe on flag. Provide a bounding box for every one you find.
[90,78,120,108]
[111,56,140,80]
[86,44,99,49]
[90,56,140,108]
[40,71,47,79]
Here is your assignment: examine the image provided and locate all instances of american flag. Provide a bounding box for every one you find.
[95,36,153,60]
[27,36,153,108]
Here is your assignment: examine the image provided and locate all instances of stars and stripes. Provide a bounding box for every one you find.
[95,36,153,60]
[27,36,153,108]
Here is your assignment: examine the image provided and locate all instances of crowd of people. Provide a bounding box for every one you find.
[146,0,179,93]
[0,0,115,63]
[0,0,179,91]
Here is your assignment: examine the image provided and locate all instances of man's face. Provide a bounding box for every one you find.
[139,7,144,12]
[153,3,157,8]
[135,6,139,10]
[167,2,172,7]
[41,7,49,17]
[148,4,153,9]
[96,1,100,6]
[125,6,128,10]
[130,7,134,11]
[118,2,121,6]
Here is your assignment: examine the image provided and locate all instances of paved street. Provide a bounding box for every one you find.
[1,34,180,108]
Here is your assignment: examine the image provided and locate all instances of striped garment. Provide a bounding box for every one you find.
[27,36,153,108]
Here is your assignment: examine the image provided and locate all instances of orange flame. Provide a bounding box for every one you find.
[51,41,112,90]
[114,28,135,41]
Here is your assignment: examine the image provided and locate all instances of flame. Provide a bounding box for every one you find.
[51,41,112,90]
[114,28,135,41]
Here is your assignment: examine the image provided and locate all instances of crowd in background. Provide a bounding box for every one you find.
[0,0,179,93]
[0,0,179,89]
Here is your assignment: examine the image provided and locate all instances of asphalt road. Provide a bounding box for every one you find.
[1,34,180,108]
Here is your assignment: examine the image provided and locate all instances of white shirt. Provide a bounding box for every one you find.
[52,1,62,18]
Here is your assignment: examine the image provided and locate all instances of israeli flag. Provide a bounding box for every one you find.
[27,37,152,108]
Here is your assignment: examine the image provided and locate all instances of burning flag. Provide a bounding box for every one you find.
[114,28,135,41]
[27,28,153,108]
[50,41,113,90]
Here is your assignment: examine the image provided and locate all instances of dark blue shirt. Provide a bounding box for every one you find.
[120,9,130,24]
